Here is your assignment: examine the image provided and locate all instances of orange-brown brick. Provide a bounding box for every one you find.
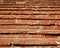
[0,0,60,47]
[43,26,60,30]
[17,26,39,29]
[0,15,16,18]
[17,20,49,24]
[18,34,44,38]
[0,25,16,29]
[45,35,57,38]
[0,20,16,24]
[1,35,15,38]
[0,29,17,33]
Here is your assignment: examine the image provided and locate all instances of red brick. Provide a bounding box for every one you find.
[0,15,16,18]
[0,0,60,47]
[4,0,25,2]
[26,7,60,11]
[1,11,60,15]
[43,26,60,30]
[1,35,15,38]
[0,11,26,15]
[39,20,49,24]
[31,35,44,38]
[17,26,60,30]
[17,26,39,29]
[0,47,12,48]
[0,29,17,33]
[0,20,16,24]
[17,20,49,24]
[17,29,38,33]
[18,34,44,38]
[1,7,60,12]
[17,15,36,19]
[45,35,57,38]
[0,38,58,45]
[0,8,18,11]
[50,20,60,25]
[40,31,60,34]
[0,27,60,34]
[17,15,60,19]
[48,15,60,19]
[16,29,37,33]
[23,11,60,15]
[0,46,60,48]
[0,4,25,8]
[17,20,37,24]
[37,8,60,10]
[17,20,60,25]
[0,25,16,29]
[18,34,29,38]
[44,11,60,14]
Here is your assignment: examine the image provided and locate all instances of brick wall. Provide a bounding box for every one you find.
[0,0,60,48]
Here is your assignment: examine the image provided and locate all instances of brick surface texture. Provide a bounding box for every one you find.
[0,0,60,48]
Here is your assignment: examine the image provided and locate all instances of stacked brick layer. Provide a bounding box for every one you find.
[0,0,60,48]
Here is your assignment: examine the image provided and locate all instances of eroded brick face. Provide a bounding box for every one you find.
[0,0,60,48]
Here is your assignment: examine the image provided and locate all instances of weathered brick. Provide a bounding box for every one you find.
[43,26,60,30]
[40,31,60,34]
[0,20,16,24]
[18,34,44,38]
[3,0,25,2]
[17,26,39,29]
[17,20,49,24]
[17,15,36,19]
[0,15,16,18]
[0,29,17,33]
[1,35,15,38]
[0,11,26,15]
[0,11,60,15]
[0,7,60,11]
[0,25,16,29]
[17,15,60,19]
[0,38,59,45]
[0,46,60,48]
[31,35,44,38]
[0,0,60,47]
[45,35,57,38]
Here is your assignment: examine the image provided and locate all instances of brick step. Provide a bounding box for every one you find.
[0,0,60,7]
[0,26,60,29]
[0,20,60,25]
[0,24,59,26]
[1,1,60,3]
[0,8,60,11]
[0,38,60,46]
[3,0,60,2]
[0,4,60,8]
[0,46,60,48]
[0,0,41,4]
[0,34,57,38]
[0,29,60,34]
[1,1,60,4]
[0,4,24,8]
[0,15,60,19]
[0,11,60,15]
[17,20,60,25]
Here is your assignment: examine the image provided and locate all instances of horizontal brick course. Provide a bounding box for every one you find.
[0,25,16,29]
[0,20,16,24]
[0,38,59,45]
[0,46,60,48]
[0,15,60,19]
[0,11,60,15]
